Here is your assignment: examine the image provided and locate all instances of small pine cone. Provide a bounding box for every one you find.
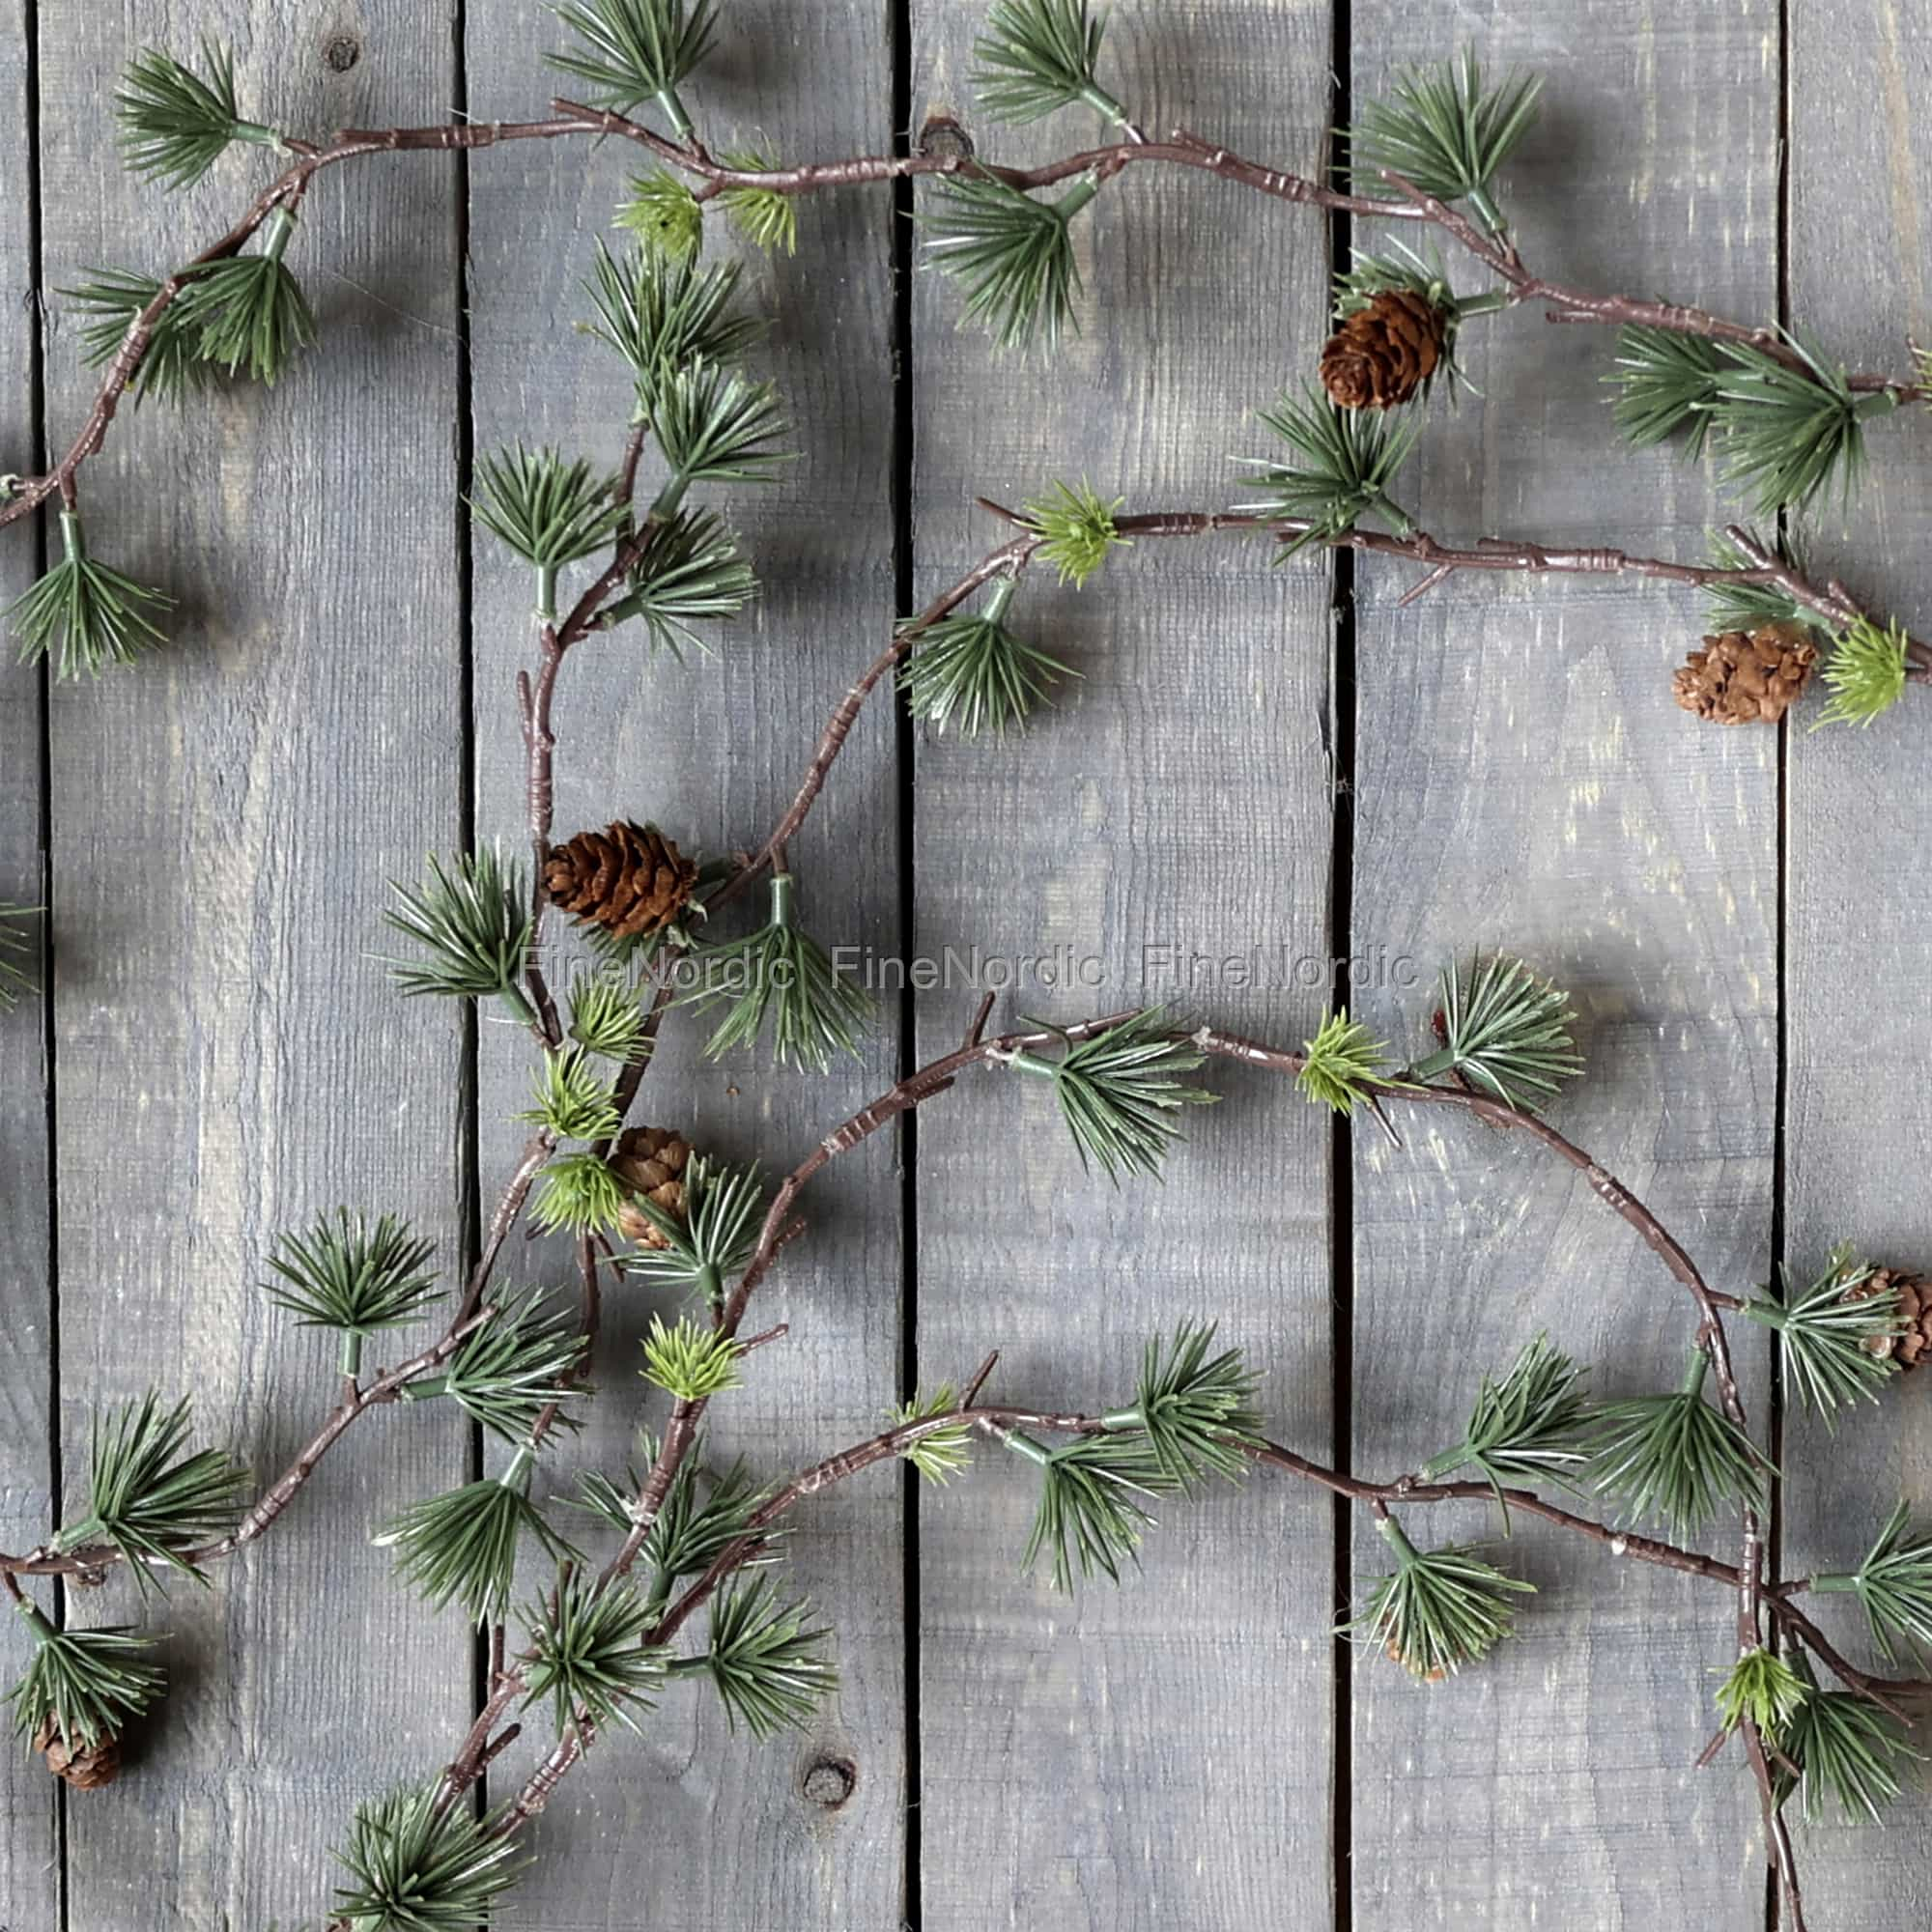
[543,822,696,938]
[1672,624,1818,725]
[1844,1264,1932,1371]
[1320,291,1447,410]
[35,1718,121,1789]
[611,1125,693,1249]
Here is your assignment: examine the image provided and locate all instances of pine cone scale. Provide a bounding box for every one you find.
[544,822,696,938]
[1321,290,1447,410]
[35,1718,121,1789]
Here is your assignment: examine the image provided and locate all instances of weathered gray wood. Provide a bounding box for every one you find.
[1348,8,1778,1925]
[35,6,469,1924]
[1783,2,1932,1917]
[0,0,60,1919]
[910,5,1339,1926]
[465,2,905,1922]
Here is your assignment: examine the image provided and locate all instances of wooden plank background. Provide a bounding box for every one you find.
[0,2,1928,1927]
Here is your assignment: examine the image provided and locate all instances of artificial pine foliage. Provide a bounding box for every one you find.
[920,171,1099,355]
[7,509,172,680]
[1295,1009,1392,1116]
[532,1150,632,1236]
[548,0,718,137]
[1100,1323,1264,1491]
[1022,479,1130,588]
[404,1289,589,1443]
[1741,1246,1902,1424]
[687,1577,837,1738]
[1817,614,1911,727]
[680,872,872,1070]
[1810,1502,1932,1662]
[1001,1009,1214,1183]
[332,1780,530,1932]
[6,1604,165,1756]
[383,844,535,1021]
[1715,1645,1806,1738]
[1778,1653,1923,1822]
[52,1393,249,1590]
[717,150,799,256]
[618,1151,765,1298]
[1009,1429,1176,1592]
[615,168,707,263]
[640,1314,743,1402]
[64,269,213,406]
[1342,1516,1533,1680]
[891,1385,976,1485]
[580,241,763,418]
[971,0,1127,129]
[900,577,1075,735]
[520,1567,666,1742]
[568,973,652,1062]
[1419,1335,1594,1508]
[1587,1350,1772,1536]
[263,1210,441,1378]
[599,509,757,657]
[173,207,315,385]
[115,41,281,188]
[1244,389,1420,555]
[0,904,34,1010]
[1407,954,1582,1111]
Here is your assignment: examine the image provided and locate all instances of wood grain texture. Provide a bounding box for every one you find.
[34,4,469,1924]
[464,3,906,1923]
[909,5,1339,1927]
[1783,1,1932,1916]
[0,0,59,1919]
[1348,5,1780,1925]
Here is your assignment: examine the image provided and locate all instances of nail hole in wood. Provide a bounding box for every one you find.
[801,1753,857,1808]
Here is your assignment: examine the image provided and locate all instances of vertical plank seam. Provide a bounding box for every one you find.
[449,0,491,1823]
[22,0,68,1914]
[890,0,922,1923]
[1327,6,1355,1928]
[1765,0,1794,1923]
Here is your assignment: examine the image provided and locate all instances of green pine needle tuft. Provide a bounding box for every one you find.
[521,1045,623,1143]
[680,873,871,1071]
[331,1780,530,1932]
[1743,1244,1900,1425]
[531,1151,630,1236]
[0,904,33,1011]
[1779,1654,1923,1822]
[174,211,315,386]
[718,151,798,256]
[1106,1321,1264,1491]
[1701,527,1825,636]
[1023,478,1129,588]
[1243,388,1421,555]
[1013,1008,1215,1183]
[648,357,790,490]
[615,168,706,264]
[376,1464,578,1626]
[1709,332,1877,516]
[600,508,757,658]
[8,509,172,682]
[1587,1350,1772,1535]
[471,444,627,591]
[1420,1335,1594,1509]
[264,1210,441,1376]
[920,170,1098,355]
[53,1392,249,1591]
[891,1384,975,1486]
[1011,1429,1177,1592]
[570,1435,779,1608]
[6,1605,166,1752]
[1814,1501,1932,1662]
[1716,1645,1806,1738]
[972,0,1119,127]
[641,1313,743,1401]
[519,1567,666,1742]
[1606,326,1724,456]
[580,241,762,417]
[1346,48,1542,235]
[568,971,651,1060]
[695,1576,837,1738]
[900,583,1076,736]
[1295,1008,1392,1116]
[116,41,277,189]
[1410,953,1583,1112]
[619,1152,765,1302]
[62,270,213,406]
[1816,612,1911,727]
[548,0,717,131]
[407,1288,589,1443]
[1341,1517,1533,1678]
[383,844,534,1012]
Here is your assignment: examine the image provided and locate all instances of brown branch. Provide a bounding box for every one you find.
[1,1304,497,1578]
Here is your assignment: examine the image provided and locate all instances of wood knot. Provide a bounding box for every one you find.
[324,34,362,72]
[918,112,974,161]
[801,1753,857,1809]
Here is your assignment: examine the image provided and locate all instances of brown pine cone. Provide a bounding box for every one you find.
[1320,290,1447,410]
[544,823,696,938]
[611,1125,693,1249]
[1844,1264,1932,1371]
[35,1718,121,1789]
[1672,624,1818,725]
